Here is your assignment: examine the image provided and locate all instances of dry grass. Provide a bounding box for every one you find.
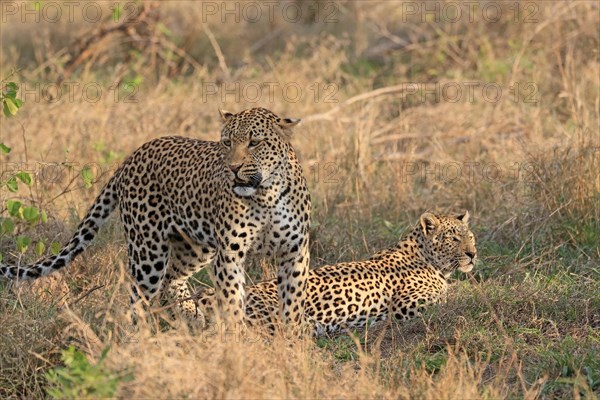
[1,1,599,398]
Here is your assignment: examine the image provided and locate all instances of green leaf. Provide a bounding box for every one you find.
[6,200,21,216]
[45,346,128,399]
[41,210,48,223]
[35,241,46,256]
[0,143,11,154]
[2,218,15,234]
[3,82,17,98]
[112,4,122,21]
[100,346,111,361]
[383,220,394,230]
[6,82,18,91]
[6,176,18,192]
[81,166,94,189]
[16,236,31,253]
[50,241,62,255]
[157,22,172,37]
[3,97,18,116]
[22,206,40,224]
[131,75,143,86]
[16,171,32,185]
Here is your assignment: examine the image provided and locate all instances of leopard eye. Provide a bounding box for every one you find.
[222,139,232,147]
[248,139,262,148]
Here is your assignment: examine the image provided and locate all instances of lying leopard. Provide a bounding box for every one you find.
[197,212,476,336]
[1,108,311,326]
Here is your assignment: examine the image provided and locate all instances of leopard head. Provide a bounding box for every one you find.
[219,107,300,197]
[417,211,477,277]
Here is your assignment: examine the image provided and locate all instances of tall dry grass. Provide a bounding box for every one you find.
[1,0,598,398]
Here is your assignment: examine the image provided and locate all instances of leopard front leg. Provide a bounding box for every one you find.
[390,288,446,322]
[276,235,310,327]
[212,245,247,326]
[163,234,215,326]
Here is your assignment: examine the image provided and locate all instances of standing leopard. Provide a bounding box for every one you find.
[197,212,476,335]
[0,107,311,327]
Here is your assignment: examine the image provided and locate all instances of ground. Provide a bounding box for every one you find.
[0,1,598,398]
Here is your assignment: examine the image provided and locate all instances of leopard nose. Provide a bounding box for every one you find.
[466,251,476,260]
[229,163,242,173]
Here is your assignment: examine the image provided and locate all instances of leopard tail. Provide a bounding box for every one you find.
[0,168,121,280]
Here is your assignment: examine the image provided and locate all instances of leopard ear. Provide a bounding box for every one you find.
[457,210,470,224]
[276,117,301,139]
[420,212,440,236]
[277,117,301,128]
[219,109,234,123]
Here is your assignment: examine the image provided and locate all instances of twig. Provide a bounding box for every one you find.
[53,3,154,89]
[202,22,230,80]
[71,285,106,305]
[28,49,68,78]
[509,2,576,86]
[484,216,517,242]
[158,37,204,72]
[249,26,284,54]
[514,201,573,261]
[304,84,409,122]
[371,133,434,144]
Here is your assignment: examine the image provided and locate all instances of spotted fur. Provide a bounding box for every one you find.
[0,108,311,326]
[197,212,476,335]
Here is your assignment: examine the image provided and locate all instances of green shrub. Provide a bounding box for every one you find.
[45,346,132,399]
